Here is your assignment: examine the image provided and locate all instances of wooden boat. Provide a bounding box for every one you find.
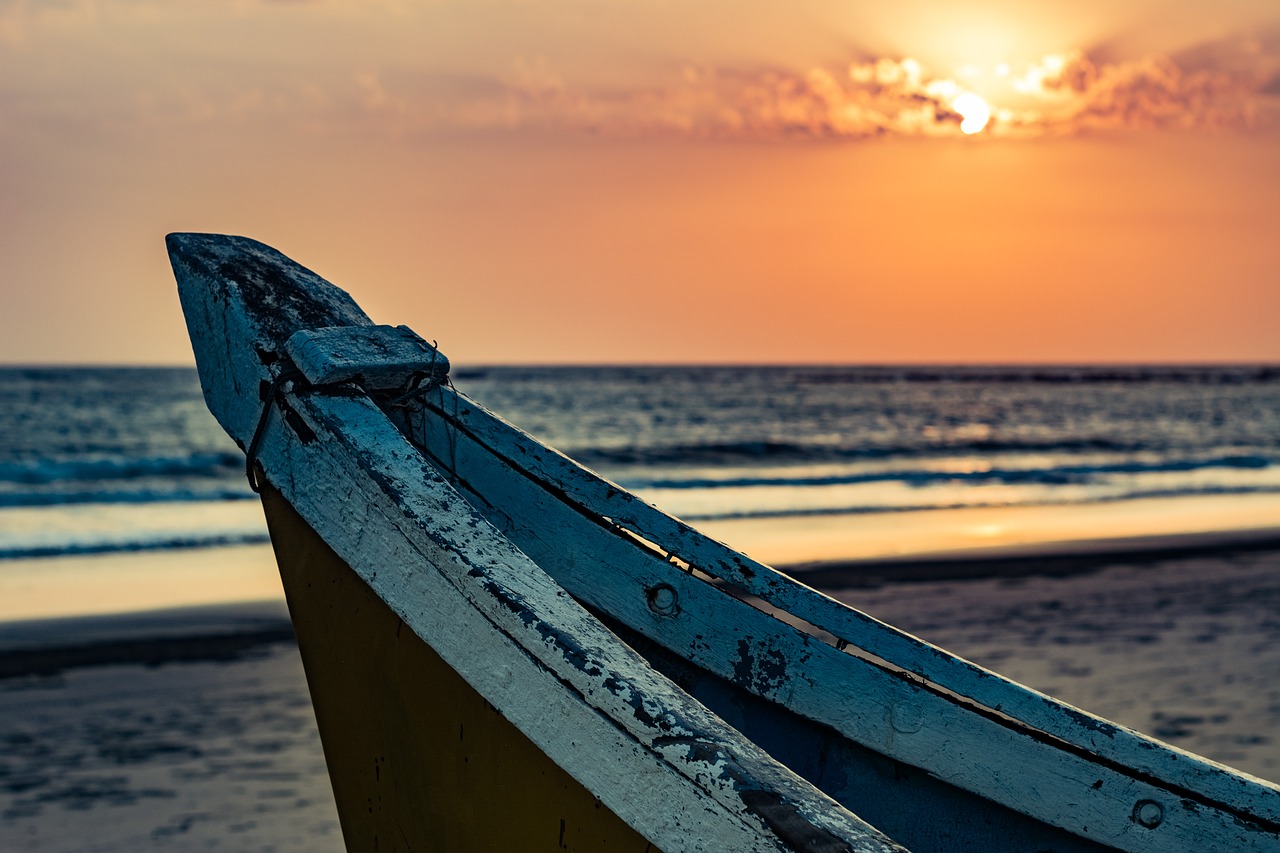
[169,232,1280,852]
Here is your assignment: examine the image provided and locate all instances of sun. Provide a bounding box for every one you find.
[951,92,991,134]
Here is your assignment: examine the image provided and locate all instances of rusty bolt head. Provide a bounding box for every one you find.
[1133,800,1164,829]
[646,583,680,617]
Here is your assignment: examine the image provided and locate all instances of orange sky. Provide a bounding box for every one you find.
[0,1,1277,365]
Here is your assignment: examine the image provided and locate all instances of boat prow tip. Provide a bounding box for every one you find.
[165,231,268,260]
[166,233,373,445]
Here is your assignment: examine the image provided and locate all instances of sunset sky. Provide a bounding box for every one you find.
[1,1,1277,365]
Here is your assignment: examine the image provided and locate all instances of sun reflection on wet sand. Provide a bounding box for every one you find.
[0,545,283,622]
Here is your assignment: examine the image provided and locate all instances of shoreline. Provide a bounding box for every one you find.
[779,526,1280,588]
[3,491,1279,681]
[0,601,294,680]
[0,543,284,623]
[698,492,1280,568]
[3,522,1280,679]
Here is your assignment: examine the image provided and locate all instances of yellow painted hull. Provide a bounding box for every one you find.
[261,486,658,852]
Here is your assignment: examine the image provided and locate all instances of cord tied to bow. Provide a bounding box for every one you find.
[244,367,303,493]
[243,325,453,493]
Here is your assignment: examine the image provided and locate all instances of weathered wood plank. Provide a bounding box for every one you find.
[400,390,1279,853]
[285,325,448,390]
[402,382,1280,830]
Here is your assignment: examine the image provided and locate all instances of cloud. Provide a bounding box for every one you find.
[277,35,1277,143]
[452,32,1280,141]
[997,45,1280,134]
[5,3,1275,145]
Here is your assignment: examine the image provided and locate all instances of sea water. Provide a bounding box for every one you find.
[1,365,1278,564]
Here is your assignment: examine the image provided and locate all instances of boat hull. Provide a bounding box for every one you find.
[260,485,659,851]
[169,232,1279,853]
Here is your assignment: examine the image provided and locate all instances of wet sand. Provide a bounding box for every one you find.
[0,544,283,623]
[0,633,342,852]
[1,531,1277,850]
[698,491,1280,567]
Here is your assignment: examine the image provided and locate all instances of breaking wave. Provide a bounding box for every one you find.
[0,453,252,508]
[620,453,1274,491]
[0,531,272,561]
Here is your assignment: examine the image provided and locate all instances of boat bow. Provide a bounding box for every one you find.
[170,232,905,853]
[170,233,1280,853]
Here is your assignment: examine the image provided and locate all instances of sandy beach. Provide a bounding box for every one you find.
[2,511,1278,850]
[0,634,342,852]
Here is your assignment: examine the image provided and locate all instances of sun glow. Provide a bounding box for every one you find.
[952,91,991,134]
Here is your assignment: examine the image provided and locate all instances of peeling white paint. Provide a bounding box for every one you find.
[171,232,905,853]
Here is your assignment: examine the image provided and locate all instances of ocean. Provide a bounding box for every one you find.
[4,365,1280,849]
[1,364,1279,567]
